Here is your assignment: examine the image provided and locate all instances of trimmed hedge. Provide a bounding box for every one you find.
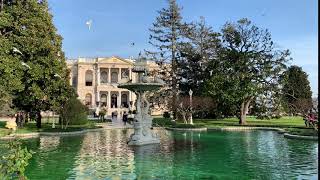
[172,123,205,128]
[153,118,175,127]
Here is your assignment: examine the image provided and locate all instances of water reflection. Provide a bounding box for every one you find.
[13,129,318,180]
[39,136,60,151]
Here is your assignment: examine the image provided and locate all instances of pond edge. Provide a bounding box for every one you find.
[166,127,318,141]
[1,126,317,141]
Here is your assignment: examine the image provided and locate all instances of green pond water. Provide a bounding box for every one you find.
[1,129,318,180]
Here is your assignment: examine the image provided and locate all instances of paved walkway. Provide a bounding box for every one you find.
[97,117,133,129]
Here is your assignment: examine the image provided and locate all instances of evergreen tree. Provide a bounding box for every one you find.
[147,0,184,119]
[1,0,74,128]
[178,17,220,96]
[281,65,313,115]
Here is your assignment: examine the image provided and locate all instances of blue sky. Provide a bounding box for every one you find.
[48,0,318,97]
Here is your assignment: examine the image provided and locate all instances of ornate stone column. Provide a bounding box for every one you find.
[118,68,122,82]
[108,68,111,83]
[107,91,111,108]
[129,68,132,80]
[97,66,100,86]
[118,91,122,108]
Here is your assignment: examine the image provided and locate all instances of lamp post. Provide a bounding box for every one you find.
[189,89,193,124]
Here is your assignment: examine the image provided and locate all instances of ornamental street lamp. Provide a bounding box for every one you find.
[189,89,193,124]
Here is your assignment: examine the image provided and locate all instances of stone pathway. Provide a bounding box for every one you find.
[97,117,133,129]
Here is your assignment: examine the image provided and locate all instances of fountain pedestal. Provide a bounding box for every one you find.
[118,58,164,146]
[128,121,160,146]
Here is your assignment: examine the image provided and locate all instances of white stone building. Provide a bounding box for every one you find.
[67,56,159,116]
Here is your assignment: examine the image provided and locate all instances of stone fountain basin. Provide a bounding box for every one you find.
[118,83,163,91]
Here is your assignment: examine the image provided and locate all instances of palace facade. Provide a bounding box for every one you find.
[67,56,158,116]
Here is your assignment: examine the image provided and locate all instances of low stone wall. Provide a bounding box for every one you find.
[1,126,317,141]
[283,133,318,140]
[166,126,317,141]
[208,126,286,133]
[0,133,40,140]
[165,127,207,131]
[0,127,105,140]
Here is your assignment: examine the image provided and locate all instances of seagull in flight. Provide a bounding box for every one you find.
[54,74,61,78]
[13,47,22,54]
[209,70,213,76]
[86,19,93,30]
[21,62,30,69]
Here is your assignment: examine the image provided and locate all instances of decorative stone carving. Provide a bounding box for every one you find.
[118,58,163,146]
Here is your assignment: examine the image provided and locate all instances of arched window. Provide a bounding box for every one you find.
[121,69,129,78]
[85,93,92,106]
[100,94,107,107]
[121,94,128,108]
[85,70,93,86]
[111,94,117,108]
[111,72,118,83]
[101,71,108,83]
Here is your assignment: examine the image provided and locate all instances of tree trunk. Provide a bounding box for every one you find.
[36,111,41,128]
[239,102,246,125]
[181,111,187,124]
[25,112,29,123]
[239,97,253,125]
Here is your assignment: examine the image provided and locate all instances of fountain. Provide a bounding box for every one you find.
[118,58,165,146]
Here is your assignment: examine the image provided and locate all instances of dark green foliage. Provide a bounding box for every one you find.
[153,118,175,127]
[163,111,171,118]
[60,97,88,127]
[172,123,204,128]
[0,0,75,128]
[147,0,184,118]
[0,140,33,180]
[281,65,313,115]
[204,18,291,124]
[178,17,221,96]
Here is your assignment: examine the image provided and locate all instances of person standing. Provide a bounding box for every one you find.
[123,111,128,126]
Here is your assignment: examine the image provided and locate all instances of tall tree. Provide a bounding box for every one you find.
[205,18,291,124]
[0,0,24,112]
[178,17,220,96]
[1,0,72,128]
[147,0,184,119]
[281,65,313,115]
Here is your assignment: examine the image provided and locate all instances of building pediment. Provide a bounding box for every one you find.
[97,56,133,65]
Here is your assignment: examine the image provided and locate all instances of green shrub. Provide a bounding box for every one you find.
[172,123,204,128]
[0,140,33,180]
[163,111,171,118]
[60,97,88,126]
[153,118,175,127]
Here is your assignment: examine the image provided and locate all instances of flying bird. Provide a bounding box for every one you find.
[54,74,61,78]
[86,19,92,30]
[130,42,135,46]
[209,70,213,76]
[13,47,22,54]
[21,62,30,69]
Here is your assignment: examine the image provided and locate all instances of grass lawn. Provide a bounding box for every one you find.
[0,120,99,137]
[153,116,318,136]
[194,116,306,128]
